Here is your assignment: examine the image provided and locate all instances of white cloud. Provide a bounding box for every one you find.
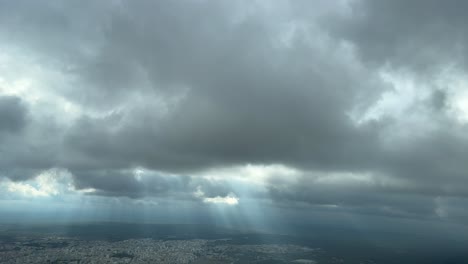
[1,169,74,198]
[194,186,239,206]
[198,164,300,185]
[6,181,51,197]
[74,188,97,194]
[204,195,239,206]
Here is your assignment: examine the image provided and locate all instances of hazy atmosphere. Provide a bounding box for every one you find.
[2,0,468,245]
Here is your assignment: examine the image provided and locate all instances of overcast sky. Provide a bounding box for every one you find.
[1,0,468,228]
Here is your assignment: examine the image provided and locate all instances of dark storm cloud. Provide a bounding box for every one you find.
[2,0,468,222]
[380,126,468,185]
[59,0,382,174]
[1,0,383,177]
[71,169,233,200]
[71,169,188,198]
[328,0,468,72]
[266,171,468,220]
[0,96,27,134]
[0,96,38,181]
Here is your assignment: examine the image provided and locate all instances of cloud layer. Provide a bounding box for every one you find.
[1,0,468,224]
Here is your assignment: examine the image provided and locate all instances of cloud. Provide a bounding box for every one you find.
[0,96,27,134]
[1,0,468,225]
[327,0,468,72]
[194,187,239,206]
[0,169,69,198]
[5,181,52,198]
[203,195,239,206]
[57,0,382,175]
[69,168,238,202]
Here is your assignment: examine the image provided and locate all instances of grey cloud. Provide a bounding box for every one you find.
[0,96,27,134]
[430,89,448,111]
[0,0,382,177]
[3,0,468,224]
[71,169,234,201]
[327,0,468,72]
[266,171,456,220]
[0,98,61,180]
[0,96,39,181]
[59,0,383,174]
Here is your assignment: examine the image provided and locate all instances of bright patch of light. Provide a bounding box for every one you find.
[313,171,404,187]
[134,167,145,181]
[0,45,84,123]
[199,164,300,185]
[4,174,59,198]
[356,67,468,126]
[427,66,468,124]
[6,181,52,197]
[452,91,468,123]
[194,186,239,206]
[75,188,97,194]
[353,69,429,124]
[1,169,77,198]
[0,45,142,124]
[204,195,239,205]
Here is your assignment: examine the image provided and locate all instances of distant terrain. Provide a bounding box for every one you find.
[0,223,467,263]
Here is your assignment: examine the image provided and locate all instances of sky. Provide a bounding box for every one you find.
[1,0,468,233]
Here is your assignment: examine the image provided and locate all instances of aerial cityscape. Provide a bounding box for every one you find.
[1,222,468,264]
[1,236,320,264]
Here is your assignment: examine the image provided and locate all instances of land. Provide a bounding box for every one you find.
[0,223,467,264]
[0,234,320,264]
